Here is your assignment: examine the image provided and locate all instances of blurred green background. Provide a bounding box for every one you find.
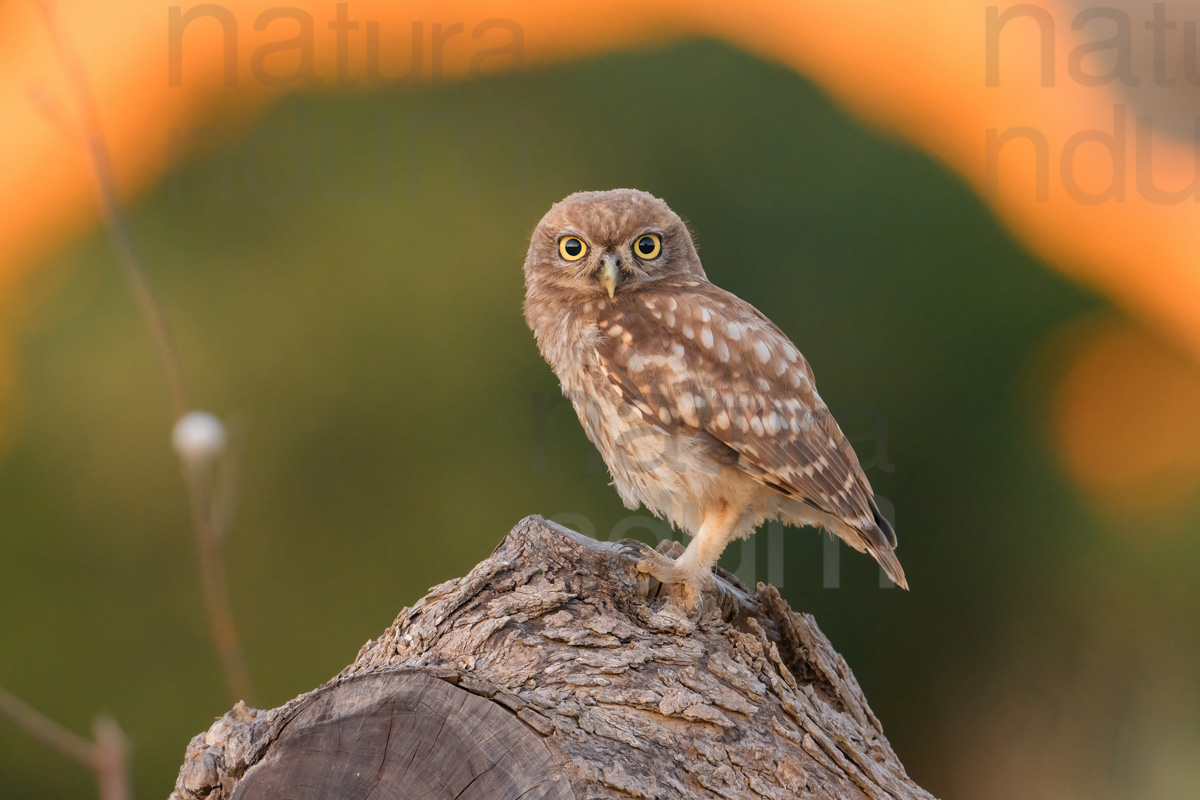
[2,41,1198,800]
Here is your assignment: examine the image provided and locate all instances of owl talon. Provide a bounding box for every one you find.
[616,538,656,561]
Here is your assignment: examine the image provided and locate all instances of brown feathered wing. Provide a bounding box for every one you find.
[591,281,907,588]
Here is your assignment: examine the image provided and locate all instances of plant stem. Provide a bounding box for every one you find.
[32,0,254,705]
[0,687,130,800]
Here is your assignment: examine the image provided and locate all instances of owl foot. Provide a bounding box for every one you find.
[617,539,706,615]
[617,539,683,583]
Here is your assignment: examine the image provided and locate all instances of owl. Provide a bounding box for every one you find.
[523,189,906,608]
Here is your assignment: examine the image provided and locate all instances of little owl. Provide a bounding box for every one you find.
[524,189,906,608]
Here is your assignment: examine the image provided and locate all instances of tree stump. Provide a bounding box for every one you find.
[169,516,935,800]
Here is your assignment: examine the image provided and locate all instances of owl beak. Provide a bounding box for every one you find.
[599,255,622,298]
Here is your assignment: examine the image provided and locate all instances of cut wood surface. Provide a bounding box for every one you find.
[169,516,935,800]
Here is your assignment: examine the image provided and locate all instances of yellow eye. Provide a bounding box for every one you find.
[634,234,661,259]
[559,236,587,261]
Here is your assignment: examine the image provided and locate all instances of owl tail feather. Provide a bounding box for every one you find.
[865,499,908,589]
[835,521,909,589]
[870,545,909,591]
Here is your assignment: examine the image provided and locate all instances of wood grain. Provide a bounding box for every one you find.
[231,671,571,800]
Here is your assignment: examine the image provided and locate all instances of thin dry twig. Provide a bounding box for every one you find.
[0,687,131,800]
[182,458,254,704]
[30,0,254,705]
[92,718,132,800]
[33,0,188,417]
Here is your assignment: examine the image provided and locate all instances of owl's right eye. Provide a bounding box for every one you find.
[559,236,587,261]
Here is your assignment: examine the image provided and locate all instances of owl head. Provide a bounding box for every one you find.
[524,189,704,303]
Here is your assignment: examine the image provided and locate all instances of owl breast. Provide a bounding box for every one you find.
[549,322,758,535]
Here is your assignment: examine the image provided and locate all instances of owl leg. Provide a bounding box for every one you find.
[672,503,741,587]
[633,503,741,612]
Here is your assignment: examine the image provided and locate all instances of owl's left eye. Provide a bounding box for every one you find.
[634,234,661,259]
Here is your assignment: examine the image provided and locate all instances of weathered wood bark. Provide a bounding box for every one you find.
[170,516,934,800]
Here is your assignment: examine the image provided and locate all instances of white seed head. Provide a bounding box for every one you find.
[172,411,227,468]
